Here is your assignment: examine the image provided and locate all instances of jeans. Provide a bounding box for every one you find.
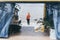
[27,19,30,25]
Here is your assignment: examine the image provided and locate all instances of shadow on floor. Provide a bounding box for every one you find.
[9,27,49,37]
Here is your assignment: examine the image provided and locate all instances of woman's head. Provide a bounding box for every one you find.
[28,12,30,15]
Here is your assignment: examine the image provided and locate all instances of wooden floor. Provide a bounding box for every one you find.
[0,27,50,40]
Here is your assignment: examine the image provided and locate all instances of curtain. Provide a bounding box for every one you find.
[45,4,54,29]
[0,3,15,37]
[46,3,60,39]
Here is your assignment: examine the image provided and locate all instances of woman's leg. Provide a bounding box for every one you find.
[27,19,30,25]
[28,19,29,25]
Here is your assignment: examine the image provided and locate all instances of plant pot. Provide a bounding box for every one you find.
[50,28,56,40]
[44,26,50,36]
[8,24,21,36]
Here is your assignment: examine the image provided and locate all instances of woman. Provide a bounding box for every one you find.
[26,12,30,25]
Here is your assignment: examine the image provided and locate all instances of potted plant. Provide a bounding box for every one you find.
[42,18,51,36]
[43,15,56,40]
